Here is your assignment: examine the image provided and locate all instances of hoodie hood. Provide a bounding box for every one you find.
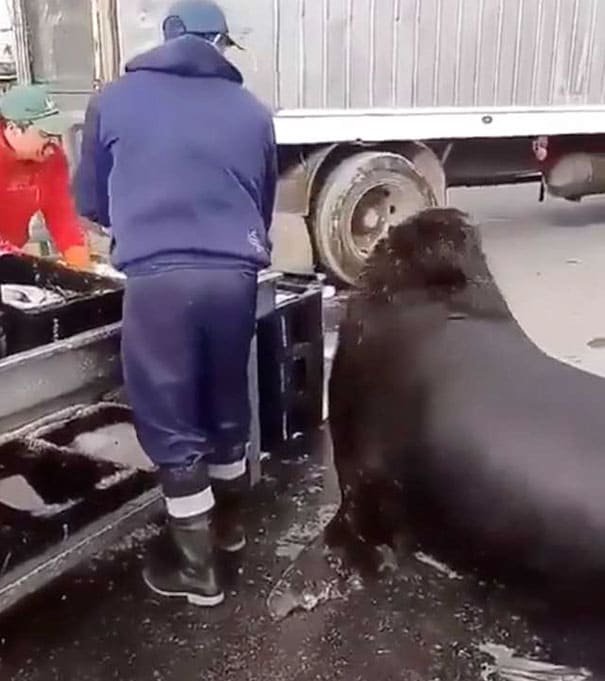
[126,34,243,83]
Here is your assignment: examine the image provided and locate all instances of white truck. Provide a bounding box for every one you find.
[9,0,605,282]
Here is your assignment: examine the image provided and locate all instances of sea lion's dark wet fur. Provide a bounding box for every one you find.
[326,208,488,571]
[327,208,605,598]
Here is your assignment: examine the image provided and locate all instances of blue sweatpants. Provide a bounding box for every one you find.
[121,267,257,517]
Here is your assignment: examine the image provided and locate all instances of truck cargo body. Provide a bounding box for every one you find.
[12,0,605,138]
[10,0,605,282]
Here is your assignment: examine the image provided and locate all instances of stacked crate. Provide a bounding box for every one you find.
[0,254,122,355]
[257,275,324,458]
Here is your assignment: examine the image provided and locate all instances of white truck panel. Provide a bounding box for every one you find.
[11,0,605,141]
[117,0,605,110]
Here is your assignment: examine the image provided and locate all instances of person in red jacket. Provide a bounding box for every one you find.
[0,84,90,269]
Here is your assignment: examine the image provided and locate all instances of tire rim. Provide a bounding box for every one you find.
[348,181,417,261]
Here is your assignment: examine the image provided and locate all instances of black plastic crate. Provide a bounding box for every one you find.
[0,254,123,355]
[258,343,324,457]
[0,404,157,613]
[258,276,324,457]
[273,275,323,350]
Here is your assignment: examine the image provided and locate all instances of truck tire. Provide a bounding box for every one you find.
[312,151,440,285]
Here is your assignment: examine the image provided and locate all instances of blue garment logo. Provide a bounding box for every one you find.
[247,226,266,255]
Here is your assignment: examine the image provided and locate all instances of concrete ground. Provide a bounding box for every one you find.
[452,185,605,379]
[2,184,605,680]
[4,432,605,681]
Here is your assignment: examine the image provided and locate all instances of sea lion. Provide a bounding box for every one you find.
[327,208,605,596]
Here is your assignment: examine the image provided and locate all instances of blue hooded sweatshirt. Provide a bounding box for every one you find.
[74,35,277,274]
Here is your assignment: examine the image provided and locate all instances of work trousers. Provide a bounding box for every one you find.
[121,266,257,517]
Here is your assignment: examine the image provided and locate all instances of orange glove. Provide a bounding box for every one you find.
[0,237,21,255]
[63,244,92,270]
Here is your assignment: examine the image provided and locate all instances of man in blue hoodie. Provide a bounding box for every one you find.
[74,0,277,607]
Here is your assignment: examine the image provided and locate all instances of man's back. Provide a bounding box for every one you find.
[77,35,277,274]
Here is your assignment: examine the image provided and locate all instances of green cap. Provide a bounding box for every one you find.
[0,84,70,136]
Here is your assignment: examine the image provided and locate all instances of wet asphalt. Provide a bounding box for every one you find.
[1,427,605,681]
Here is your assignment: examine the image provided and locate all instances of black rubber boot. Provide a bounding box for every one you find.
[212,477,247,553]
[143,512,224,607]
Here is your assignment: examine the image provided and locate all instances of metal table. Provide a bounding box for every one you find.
[0,270,281,613]
[0,269,282,460]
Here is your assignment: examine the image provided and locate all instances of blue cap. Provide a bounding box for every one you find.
[163,0,241,47]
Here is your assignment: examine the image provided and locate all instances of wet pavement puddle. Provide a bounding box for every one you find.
[479,643,592,681]
[274,503,339,561]
[0,442,604,680]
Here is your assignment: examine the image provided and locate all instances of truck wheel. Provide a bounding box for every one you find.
[312,151,440,285]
